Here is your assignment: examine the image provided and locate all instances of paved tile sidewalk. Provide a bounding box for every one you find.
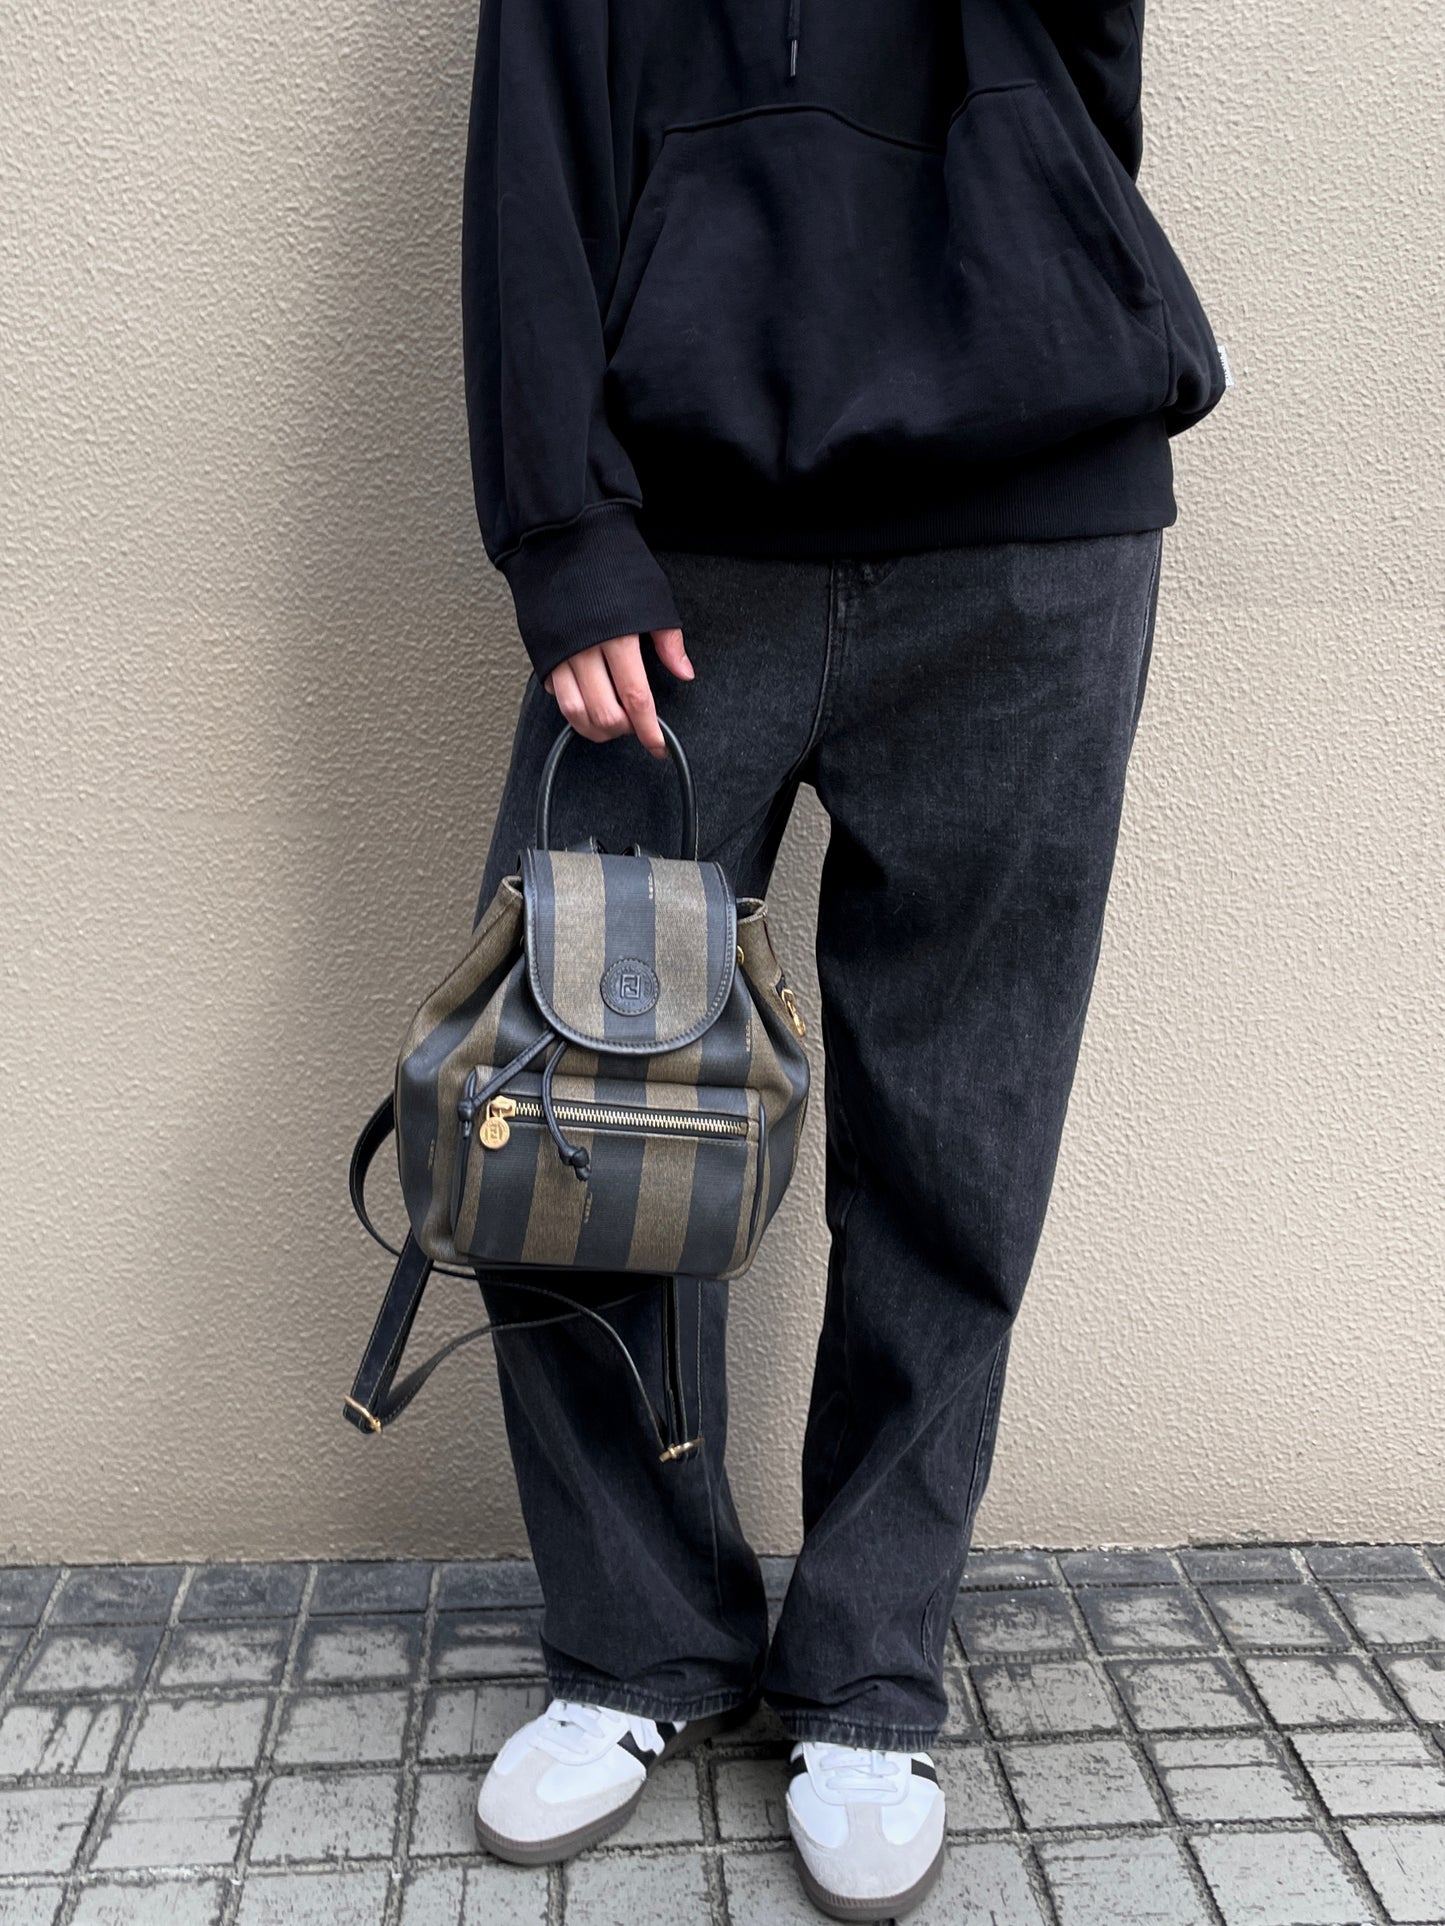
[2,1547,1444,1923]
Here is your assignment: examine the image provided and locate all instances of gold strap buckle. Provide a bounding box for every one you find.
[344,1396,383,1434]
[658,1435,703,1463]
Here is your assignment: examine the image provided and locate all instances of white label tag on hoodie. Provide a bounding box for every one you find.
[1216,340,1236,390]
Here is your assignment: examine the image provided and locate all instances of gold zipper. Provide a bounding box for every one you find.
[476,1093,749,1153]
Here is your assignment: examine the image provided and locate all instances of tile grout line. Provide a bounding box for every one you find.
[694,1737,729,1926]
[215,1561,318,1926]
[1299,1549,1445,1922]
[1168,1552,1392,1925]
[957,1556,1224,1923]
[956,1611,1064,1926]
[383,1561,442,1926]
[0,1565,73,1918]
[1150,1548,1416,1921]
[5,1550,1445,1924]
[0,1566,67,1733]
[1057,1547,1230,1926]
[942,1612,1066,1926]
[956,1548,1436,1924]
[943,1613,987,1737]
[55,1563,199,1926]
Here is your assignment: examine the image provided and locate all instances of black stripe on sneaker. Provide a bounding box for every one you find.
[656,1721,680,1744]
[911,1759,939,1784]
[788,1754,809,1781]
[616,1732,662,1768]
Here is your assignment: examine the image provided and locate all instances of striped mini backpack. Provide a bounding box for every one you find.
[344,718,811,1454]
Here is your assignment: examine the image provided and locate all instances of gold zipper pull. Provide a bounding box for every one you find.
[480,1095,517,1149]
[779,984,806,1037]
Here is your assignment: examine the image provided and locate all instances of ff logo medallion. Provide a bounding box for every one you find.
[600,956,660,1016]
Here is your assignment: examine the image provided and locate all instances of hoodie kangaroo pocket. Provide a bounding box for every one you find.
[602,98,1172,490]
[943,81,1173,443]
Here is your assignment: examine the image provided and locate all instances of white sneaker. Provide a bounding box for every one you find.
[785,1741,946,1921]
[474,1696,730,1864]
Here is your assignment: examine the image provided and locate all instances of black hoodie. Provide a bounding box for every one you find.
[461,0,1226,680]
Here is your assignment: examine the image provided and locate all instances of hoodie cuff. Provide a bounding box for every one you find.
[496,503,683,684]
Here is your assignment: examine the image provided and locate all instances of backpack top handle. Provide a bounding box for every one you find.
[533,719,699,861]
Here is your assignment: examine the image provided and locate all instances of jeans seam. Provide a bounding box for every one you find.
[921,1580,944,1673]
[701,1433,728,1637]
[760,555,841,810]
[1130,527,1164,748]
[809,559,848,758]
[814,989,863,1509]
[961,1335,1010,1538]
[737,559,840,818]
[706,775,798,882]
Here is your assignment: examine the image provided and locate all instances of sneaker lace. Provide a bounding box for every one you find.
[814,1745,909,1801]
[538,1697,662,1760]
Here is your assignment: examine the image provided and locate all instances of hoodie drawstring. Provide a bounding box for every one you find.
[786,0,801,78]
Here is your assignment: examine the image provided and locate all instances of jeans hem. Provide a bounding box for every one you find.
[544,1672,760,1725]
[772,1710,942,1751]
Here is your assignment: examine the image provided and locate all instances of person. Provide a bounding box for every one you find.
[457,0,1225,1915]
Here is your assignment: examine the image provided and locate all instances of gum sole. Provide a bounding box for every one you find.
[475,1784,643,1866]
[794,1832,947,1922]
[474,1698,756,1867]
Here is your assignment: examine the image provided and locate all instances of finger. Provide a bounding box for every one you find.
[569,642,634,740]
[545,660,594,738]
[602,635,668,759]
[651,627,695,680]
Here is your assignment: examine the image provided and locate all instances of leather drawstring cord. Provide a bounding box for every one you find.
[460,1276,675,1456]
[541,1034,591,1178]
[349,1089,701,1459]
[453,1030,592,1204]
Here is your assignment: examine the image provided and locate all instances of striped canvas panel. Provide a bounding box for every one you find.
[523,849,736,1054]
[392,854,810,1280]
[452,1074,762,1279]
[394,880,526,1251]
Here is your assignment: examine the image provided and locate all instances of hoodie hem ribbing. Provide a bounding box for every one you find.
[636,415,1176,559]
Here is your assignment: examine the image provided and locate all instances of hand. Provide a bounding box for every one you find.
[542,628,694,760]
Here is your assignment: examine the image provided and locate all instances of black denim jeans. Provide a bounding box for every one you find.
[468,530,1164,1749]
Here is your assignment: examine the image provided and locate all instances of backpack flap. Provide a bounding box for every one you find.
[520,845,737,1056]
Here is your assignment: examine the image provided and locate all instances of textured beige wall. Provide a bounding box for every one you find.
[2,1,1441,1563]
